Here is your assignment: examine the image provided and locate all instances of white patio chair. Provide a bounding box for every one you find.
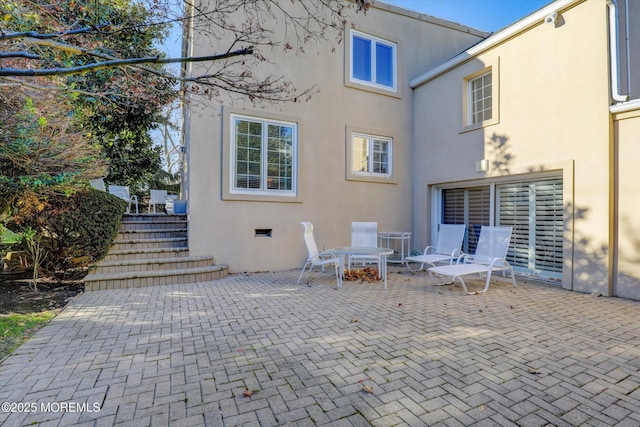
[428,226,517,294]
[89,179,106,192]
[148,189,168,213]
[404,224,466,273]
[108,185,139,214]
[297,222,341,287]
[348,222,381,271]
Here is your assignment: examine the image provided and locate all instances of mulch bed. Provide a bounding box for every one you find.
[0,271,85,315]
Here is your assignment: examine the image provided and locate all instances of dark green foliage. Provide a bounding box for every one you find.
[12,189,127,273]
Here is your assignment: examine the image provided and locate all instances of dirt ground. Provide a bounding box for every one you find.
[0,271,85,315]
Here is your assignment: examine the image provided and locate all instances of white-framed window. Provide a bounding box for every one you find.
[350,29,397,91]
[230,114,297,196]
[469,71,492,124]
[351,133,392,177]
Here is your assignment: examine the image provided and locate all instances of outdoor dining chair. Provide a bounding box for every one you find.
[148,189,168,213]
[108,185,139,214]
[348,222,381,271]
[297,222,341,286]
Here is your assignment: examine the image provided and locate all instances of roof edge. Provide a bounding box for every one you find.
[409,0,581,88]
[372,1,489,38]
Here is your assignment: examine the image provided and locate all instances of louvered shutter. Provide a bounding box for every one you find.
[496,182,530,269]
[467,186,491,253]
[534,179,563,274]
[443,186,490,253]
[496,178,562,277]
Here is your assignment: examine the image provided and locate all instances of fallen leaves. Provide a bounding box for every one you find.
[343,268,380,283]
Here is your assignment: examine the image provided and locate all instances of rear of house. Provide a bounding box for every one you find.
[411,0,640,298]
[183,2,486,272]
[182,0,640,300]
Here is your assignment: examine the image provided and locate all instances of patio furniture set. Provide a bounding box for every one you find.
[298,221,517,295]
[89,179,183,214]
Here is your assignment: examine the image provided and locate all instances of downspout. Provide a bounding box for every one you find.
[605,0,626,297]
[606,0,629,103]
[625,0,631,94]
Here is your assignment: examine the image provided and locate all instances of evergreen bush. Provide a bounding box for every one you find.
[11,189,127,274]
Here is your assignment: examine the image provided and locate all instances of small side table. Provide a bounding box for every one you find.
[379,231,412,264]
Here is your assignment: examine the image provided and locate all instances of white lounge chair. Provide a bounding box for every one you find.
[297,222,341,287]
[428,226,517,294]
[89,179,106,191]
[404,224,466,272]
[148,189,168,213]
[108,184,139,214]
[348,222,381,271]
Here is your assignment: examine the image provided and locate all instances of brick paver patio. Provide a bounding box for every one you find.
[1,268,640,426]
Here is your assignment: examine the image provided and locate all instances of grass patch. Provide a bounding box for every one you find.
[0,310,58,360]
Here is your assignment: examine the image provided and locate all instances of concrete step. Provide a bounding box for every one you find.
[84,264,229,291]
[104,247,189,262]
[123,213,187,222]
[90,255,216,275]
[110,237,188,251]
[115,228,188,241]
[86,212,226,291]
[120,219,187,231]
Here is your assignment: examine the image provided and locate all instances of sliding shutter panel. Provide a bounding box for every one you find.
[442,186,490,253]
[496,177,563,278]
[534,179,563,274]
[496,182,530,270]
[466,186,491,253]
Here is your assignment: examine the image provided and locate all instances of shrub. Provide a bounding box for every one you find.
[10,189,127,274]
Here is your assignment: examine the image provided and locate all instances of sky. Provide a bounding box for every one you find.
[383,0,554,33]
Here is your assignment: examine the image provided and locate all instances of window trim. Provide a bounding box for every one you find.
[222,107,302,203]
[345,125,398,184]
[345,28,400,98]
[461,58,500,133]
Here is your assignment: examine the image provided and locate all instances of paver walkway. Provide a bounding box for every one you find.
[1,269,640,426]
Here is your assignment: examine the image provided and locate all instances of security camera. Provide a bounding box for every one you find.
[545,12,558,26]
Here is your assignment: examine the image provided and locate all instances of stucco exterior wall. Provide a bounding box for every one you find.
[184,2,485,272]
[412,1,612,294]
[613,106,640,299]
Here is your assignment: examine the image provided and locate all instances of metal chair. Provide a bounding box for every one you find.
[108,185,139,214]
[404,224,466,272]
[297,222,341,286]
[428,226,517,294]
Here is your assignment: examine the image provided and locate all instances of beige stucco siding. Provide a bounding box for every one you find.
[185,3,485,272]
[412,0,612,294]
[613,106,640,299]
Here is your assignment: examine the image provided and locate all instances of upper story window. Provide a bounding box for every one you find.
[231,114,297,196]
[461,61,499,133]
[351,132,392,177]
[469,71,492,124]
[350,29,397,92]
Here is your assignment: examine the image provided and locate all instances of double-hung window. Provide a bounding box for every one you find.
[350,30,397,91]
[351,133,392,177]
[231,114,297,195]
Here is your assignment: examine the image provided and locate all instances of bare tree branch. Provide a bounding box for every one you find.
[0,48,254,77]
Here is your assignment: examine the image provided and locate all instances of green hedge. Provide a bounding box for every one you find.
[14,189,127,273]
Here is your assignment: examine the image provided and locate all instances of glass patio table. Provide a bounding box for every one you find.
[331,247,394,289]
